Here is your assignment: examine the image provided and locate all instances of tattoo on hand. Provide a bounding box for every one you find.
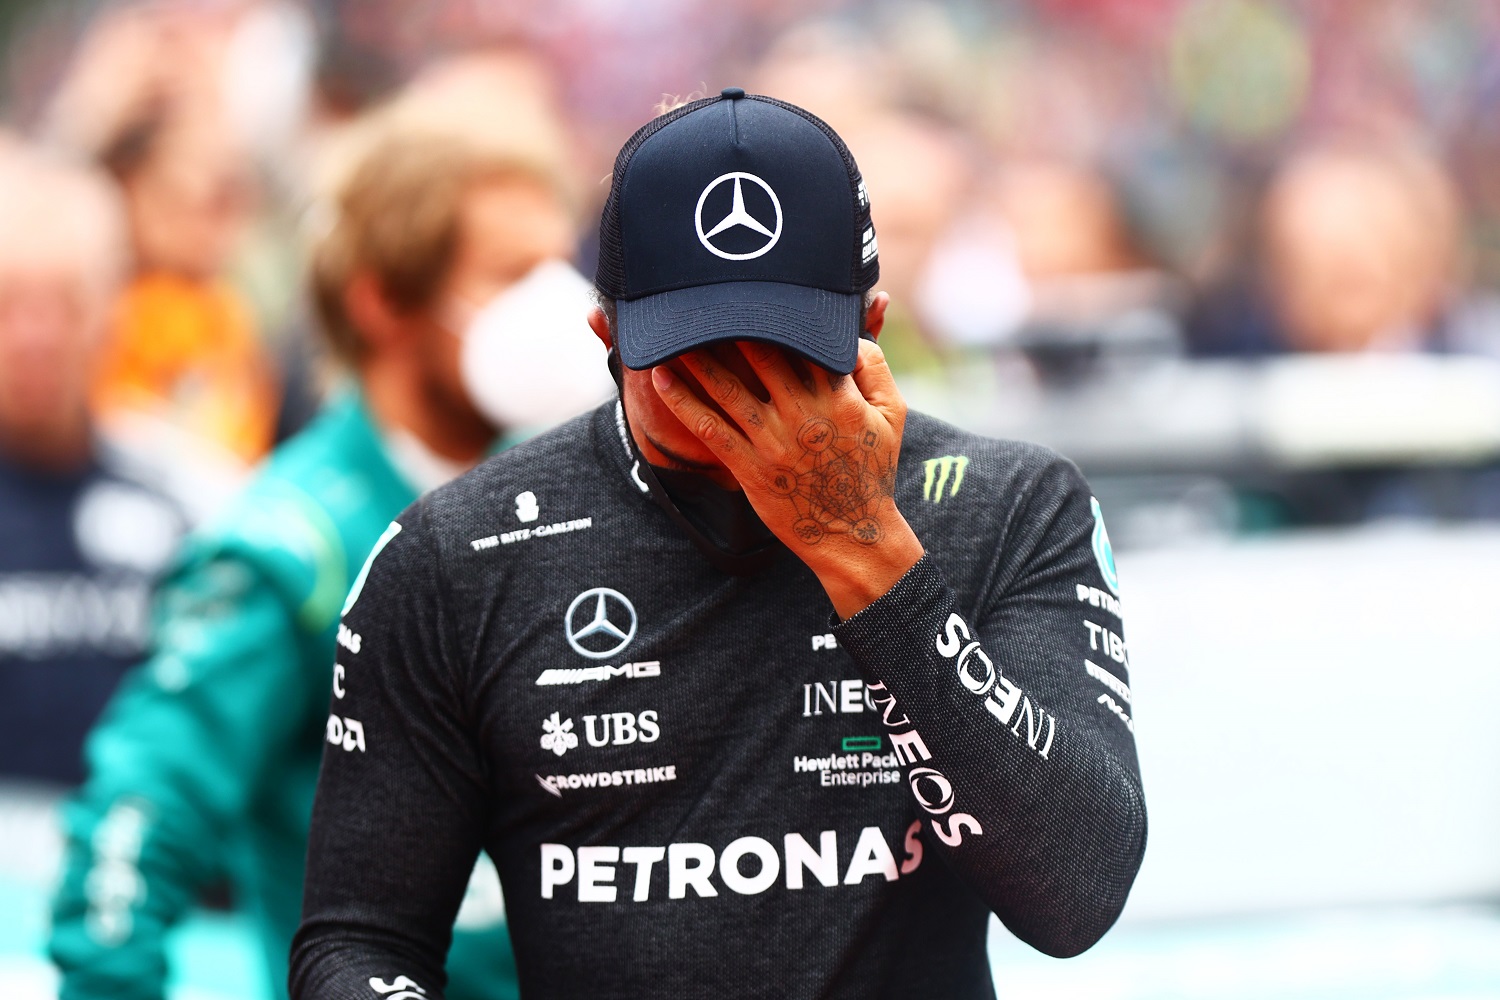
[768,419,896,546]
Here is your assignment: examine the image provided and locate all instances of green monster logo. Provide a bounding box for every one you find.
[922,455,969,502]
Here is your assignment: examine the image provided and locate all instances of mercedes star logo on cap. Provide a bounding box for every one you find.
[695,172,783,260]
[564,587,638,659]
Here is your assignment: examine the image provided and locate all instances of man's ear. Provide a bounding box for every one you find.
[864,291,890,341]
[587,306,613,351]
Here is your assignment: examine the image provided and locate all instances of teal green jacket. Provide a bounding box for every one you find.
[49,393,518,1000]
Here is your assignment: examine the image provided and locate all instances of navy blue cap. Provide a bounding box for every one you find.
[595,92,879,374]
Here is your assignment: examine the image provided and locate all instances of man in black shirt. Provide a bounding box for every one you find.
[292,91,1145,999]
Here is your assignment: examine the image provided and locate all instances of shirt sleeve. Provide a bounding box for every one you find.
[832,455,1146,958]
[290,504,491,1000]
[49,554,310,1000]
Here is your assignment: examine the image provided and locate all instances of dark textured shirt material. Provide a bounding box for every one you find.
[292,402,1146,999]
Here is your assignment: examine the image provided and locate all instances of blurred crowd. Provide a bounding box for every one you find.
[4,0,1500,473]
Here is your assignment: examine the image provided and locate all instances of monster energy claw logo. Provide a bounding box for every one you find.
[922,456,969,502]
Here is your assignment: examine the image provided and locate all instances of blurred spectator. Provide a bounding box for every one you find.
[915,158,1176,358]
[1190,141,1461,357]
[49,64,589,998]
[1262,143,1460,353]
[46,3,280,467]
[0,139,185,785]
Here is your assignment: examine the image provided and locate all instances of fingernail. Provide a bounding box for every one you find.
[652,367,673,389]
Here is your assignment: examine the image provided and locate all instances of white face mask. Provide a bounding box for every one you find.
[458,259,616,432]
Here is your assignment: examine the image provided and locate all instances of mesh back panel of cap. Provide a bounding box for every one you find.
[595,94,879,300]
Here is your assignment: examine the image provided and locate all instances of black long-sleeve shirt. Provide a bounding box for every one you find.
[291,402,1146,999]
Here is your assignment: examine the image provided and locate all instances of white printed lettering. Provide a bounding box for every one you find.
[843,827,899,884]
[901,820,923,874]
[576,846,620,903]
[622,846,664,901]
[540,844,574,899]
[719,837,780,895]
[932,813,983,848]
[935,612,970,658]
[889,728,932,766]
[667,843,718,899]
[784,831,839,889]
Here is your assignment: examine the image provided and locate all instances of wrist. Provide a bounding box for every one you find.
[804,512,925,620]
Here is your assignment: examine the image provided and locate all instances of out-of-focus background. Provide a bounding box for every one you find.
[2,0,1500,997]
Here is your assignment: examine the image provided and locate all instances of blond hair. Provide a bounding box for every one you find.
[311,127,571,366]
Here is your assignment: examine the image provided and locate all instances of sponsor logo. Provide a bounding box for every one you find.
[793,747,902,788]
[583,710,660,747]
[326,715,366,753]
[865,681,985,848]
[1098,692,1134,733]
[370,977,426,999]
[841,736,881,752]
[921,455,969,502]
[515,491,540,523]
[802,678,875,716]
[1076,583,1122,619]
[565,587,637,659]
[336,622,361,654]
[539,822,924,902]
[535,661,660,686]
[695,172,783,260]
[541,712,579,757]
[935,612,1056,761]
[471,516,594,551]
[811,632,838,651]
[535,764,677,798]
[1091,496,1120,594]
[1085,659,1132,705]
[1084,620,1128,666]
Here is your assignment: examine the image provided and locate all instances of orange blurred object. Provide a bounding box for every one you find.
[93,272,278,464]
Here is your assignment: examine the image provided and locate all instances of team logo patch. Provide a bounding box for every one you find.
[695,172,783,260]
[565,587,638,659]
[1090,496,1119,595]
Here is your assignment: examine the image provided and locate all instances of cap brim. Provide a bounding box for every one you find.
[616,281,862,374]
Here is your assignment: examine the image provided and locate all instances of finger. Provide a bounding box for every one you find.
[676,350,769,436]
[650,366,747,461]
[851,339,905,422]
[735,340,807,410]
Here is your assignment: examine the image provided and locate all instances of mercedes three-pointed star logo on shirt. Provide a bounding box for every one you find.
[564,587,638,659]
[695,172,783,260]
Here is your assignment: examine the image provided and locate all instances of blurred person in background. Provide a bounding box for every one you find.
[46,2,280,468]
[0,139,185,786]
[49,82,591,995]
[1190,141,1462,357]
[914,159,1177,366]
[1261,143,1460,354]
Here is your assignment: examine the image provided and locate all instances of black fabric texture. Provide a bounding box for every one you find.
[291,403,1147,999]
